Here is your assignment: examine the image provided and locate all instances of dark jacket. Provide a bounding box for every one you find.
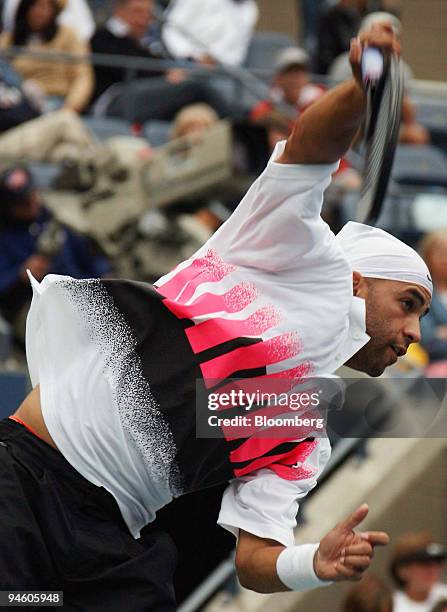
[0,209,110,321]
[90,26,164,101]
[316,6,361,75]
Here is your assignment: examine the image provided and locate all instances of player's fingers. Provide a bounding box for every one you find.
[358,29,398,54]
[342,555,372,570]
[343,542,373,558]
[360,531,390,546]
[338,503,369,531]
[334,562,364,582]
[352,37,362,62]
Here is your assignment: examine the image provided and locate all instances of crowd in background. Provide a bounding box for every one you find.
[341,533,447,612]
[0,0,444,374]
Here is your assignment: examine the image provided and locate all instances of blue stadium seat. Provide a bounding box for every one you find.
[29,163,61,190]
[82,116,132,140]
[0,371,28,417]
[243,32,295,72]
[0,315,11,363]
[143,120,172,147]
[414,101,447,151]
[391,144,447,188]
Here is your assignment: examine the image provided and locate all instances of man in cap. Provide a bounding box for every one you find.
[0,23,432,609]
[250,45,326,151]
[390,533,447,611]
[0,165,109,340]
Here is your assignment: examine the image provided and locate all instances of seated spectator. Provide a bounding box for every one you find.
[0,0,94,113]
[316,0,367,74]
[90,0,229,122]
[342,574,393,612]
[135,102,228,280]
[0,165,109,340]
[328,11,430,145]
[169,102,226,234]
[390,533,447,612]
[2,0,95,41]
[419,229,447,364]
[250,46,326,150]
[171,102,218,139]
[161,0,258,66]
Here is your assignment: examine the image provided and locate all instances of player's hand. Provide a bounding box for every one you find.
[313,504,389,582]
[21,254,52,281]
[349,23,401,88]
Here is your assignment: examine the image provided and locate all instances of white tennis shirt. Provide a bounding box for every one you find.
[26,141,369,549]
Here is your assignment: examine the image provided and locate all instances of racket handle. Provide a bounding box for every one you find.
[361,47,384,86]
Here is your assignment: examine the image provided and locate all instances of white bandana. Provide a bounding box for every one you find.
[336,222,433,296]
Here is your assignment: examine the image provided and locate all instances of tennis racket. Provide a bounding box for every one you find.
[356,47,405,225]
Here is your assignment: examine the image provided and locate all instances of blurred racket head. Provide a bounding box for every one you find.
[356,49,405,225]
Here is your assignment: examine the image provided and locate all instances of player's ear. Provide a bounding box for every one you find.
[352,271,368,298]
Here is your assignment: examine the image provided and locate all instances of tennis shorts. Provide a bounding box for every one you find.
[0,418,177,611]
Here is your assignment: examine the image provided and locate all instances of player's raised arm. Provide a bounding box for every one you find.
[278,26,401,166]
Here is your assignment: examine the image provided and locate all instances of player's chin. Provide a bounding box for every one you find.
[365,357,388,377]
[367,350,397,377]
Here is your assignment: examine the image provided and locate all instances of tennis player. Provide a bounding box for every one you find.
[0,24,431,610]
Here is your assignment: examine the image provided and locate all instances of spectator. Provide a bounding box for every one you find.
[2,0,95,41]
[316,0,367,74]
[0,0,94,112]
[390,533,447,612]
[169,102,226,234]
[0,59,41,132]
[297,0,327,59]
[0,165,109,339]
[250,46,326,150]
[342,574,394,612]
[419,229,447,364]
[90,0,230,122]
[328,11,430,145]
[161,0,259,66]
[136,102,225,281]
[171,102,219,139]
[431,601,447,612]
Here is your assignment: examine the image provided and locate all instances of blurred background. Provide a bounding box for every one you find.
[0,1,446,610]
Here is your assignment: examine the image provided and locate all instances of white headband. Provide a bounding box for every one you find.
[336,222,433,296]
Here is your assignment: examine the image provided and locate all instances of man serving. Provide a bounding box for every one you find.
[0,24,431,610]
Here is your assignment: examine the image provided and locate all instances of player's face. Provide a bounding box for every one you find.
[346,278,431,377]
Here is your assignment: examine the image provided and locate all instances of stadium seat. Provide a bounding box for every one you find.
[414,101,447,151]
[143,120,172,147]
[0,315,11,363]
[82,116,132,140]
[391,144,447,187]
[0,371,28,417]
[243,31,296,72]
[29,163,61,190]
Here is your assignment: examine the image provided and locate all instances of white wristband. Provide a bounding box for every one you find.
[276,543,330,591]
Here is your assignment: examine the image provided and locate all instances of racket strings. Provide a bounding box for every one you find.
[357,54,405,224]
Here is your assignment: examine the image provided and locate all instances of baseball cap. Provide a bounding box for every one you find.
[0,166,35,206]
[274,47,309,73]
[390,533,447,586]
